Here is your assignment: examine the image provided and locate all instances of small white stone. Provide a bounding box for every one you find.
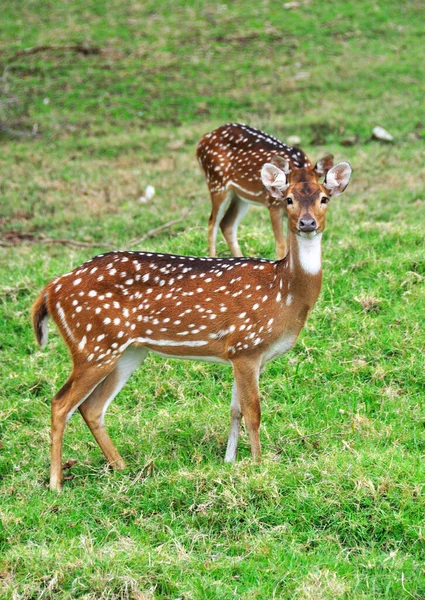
[372,126,394,142]
[138,184,155,203]
[287,135,301,146]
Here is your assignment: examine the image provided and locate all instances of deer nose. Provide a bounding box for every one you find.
[299,215,317,232]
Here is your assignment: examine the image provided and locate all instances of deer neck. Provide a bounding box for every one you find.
[280,230,323,307]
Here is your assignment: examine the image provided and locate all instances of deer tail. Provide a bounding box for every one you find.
[32,289,50,348]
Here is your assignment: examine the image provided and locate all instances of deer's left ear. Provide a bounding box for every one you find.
[324,162,352,196]
[314,154,334,177]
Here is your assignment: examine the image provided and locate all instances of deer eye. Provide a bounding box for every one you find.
[321,196,329,204]
[286,197,294,206]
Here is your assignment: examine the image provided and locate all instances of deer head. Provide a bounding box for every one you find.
[260,160,352,236]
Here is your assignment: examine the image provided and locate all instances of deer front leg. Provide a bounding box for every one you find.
[224,381,241,462]
[231,358,262,462]
[269,203,287,259]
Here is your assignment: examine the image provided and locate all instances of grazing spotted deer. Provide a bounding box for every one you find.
[32,159,351,491]
[197,123,335,259]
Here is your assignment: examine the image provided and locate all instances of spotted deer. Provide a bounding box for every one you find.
[32,159,351,491]
[197,123,335,259]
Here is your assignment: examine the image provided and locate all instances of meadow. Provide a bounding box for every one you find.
[1,1,425,598]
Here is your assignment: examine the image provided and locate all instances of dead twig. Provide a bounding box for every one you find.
[0,122,38,138]
[0,200,200,250]
[128,200,201,247]
[6,44,101,63]
[34,237,115,249]
[0,233,114,250]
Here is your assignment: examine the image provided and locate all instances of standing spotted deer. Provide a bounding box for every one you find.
[197,123,335,259]
[32,159,351,491]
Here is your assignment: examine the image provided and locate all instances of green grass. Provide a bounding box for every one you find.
[1,1,425,598]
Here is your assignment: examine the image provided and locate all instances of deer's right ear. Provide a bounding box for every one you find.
[261,163,289,199]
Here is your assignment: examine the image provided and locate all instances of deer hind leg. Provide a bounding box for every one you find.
[269,204,287,259]
[231,359,262,462]
[79,346,148,471]
[224,381,241,462]
[50,363,113,492]
[208,189,231,257]
[220,193,249,257]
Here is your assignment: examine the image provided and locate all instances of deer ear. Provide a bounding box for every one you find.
[314,154,334,177]
[261,163,289,199]
[270,155,291,175]
[324,161,352,196]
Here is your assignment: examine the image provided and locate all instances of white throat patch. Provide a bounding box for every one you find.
[296,233,322,275]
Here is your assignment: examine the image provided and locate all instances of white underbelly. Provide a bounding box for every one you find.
[262,333,297,365]
[150,349,230,365]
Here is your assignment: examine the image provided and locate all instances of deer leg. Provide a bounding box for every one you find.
[224,381,241,462]
[208,189,231,257]
[220,194,249,257]
[79,346,148,470]
[231,359,262,462]
[269,204,287,259]
[50,364,113,492]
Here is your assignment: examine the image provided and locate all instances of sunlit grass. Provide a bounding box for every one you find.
[1,1,425,598]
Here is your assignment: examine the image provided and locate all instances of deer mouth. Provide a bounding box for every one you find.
[298,228,320,238]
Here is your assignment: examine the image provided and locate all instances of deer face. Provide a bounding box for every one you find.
[261,160,352,237]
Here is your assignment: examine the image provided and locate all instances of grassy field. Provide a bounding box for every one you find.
[1,1,425,598]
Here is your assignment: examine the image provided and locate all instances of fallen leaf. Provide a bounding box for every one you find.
[63,460,77,470]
